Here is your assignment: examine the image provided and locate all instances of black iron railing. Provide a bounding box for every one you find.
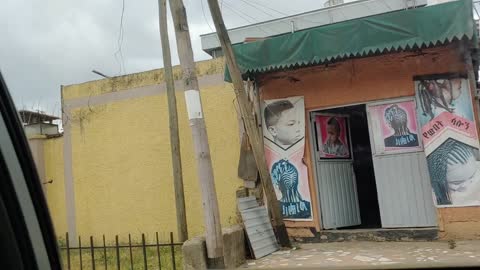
[59,232,183,270]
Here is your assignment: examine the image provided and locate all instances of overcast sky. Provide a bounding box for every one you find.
[0,0,354,116]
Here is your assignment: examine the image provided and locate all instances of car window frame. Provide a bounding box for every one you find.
[0,72,61,270]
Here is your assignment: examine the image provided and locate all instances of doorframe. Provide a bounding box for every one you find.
[308,108,361,230]
[308,112,324,229]
[307,98,436,230]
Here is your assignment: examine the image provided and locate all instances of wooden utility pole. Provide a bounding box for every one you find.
[157,0,188,242]
[206,0,291,247]
[168,0,225,267]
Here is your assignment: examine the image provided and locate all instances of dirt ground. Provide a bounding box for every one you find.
[240,240,480,269]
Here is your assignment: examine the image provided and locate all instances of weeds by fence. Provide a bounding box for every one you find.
[59,232,183,270]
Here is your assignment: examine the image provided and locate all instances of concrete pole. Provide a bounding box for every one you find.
[168,0,225,267]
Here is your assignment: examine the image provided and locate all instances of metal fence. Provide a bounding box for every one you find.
[60,232,183,270]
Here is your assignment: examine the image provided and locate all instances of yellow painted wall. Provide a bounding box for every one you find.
[62,58,225,101]
[43,137,68,237]
[58,58,243,241]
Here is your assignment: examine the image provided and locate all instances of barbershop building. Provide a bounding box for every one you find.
[203,0,480,240]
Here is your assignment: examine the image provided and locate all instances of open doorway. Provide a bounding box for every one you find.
[312,104,381,229]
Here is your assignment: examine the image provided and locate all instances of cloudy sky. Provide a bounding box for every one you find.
[0,0,354,116]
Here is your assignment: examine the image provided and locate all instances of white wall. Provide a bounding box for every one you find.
[427,0,454,5]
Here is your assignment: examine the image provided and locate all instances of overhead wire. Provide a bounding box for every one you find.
[217,0,331,37]
[200,0,222,45]
[236,0,293,28]
[201,0,216,33]
[221,1,260,24]
[220,1,271,35]
[241,0,290,17]
[199,0,258,34]
[237,0,281,18]
[232,0,328,29]
[114,0,126,75]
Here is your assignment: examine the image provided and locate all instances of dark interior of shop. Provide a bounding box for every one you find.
[319,104,381,229]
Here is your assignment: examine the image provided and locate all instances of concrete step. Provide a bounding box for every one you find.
[295,227,439,243]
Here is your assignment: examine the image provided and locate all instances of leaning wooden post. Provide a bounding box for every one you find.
[157,0,188,242]
[168,0,225,267]
[206,0,291,247]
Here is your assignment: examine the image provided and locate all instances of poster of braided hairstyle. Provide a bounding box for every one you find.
[427,139,478,205]
[369,100,420,153]
[383,103,419,148]
[418,80,455,120]
[385,105,410,135]
[415,77,480,207]
[271,159,311,218]
[416,78,473,127]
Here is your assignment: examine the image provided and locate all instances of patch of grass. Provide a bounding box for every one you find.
[59,246,182,270]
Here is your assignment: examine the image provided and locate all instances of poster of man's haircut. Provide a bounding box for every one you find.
[415,77,480,207]
[262,96,313,220]
[369,100,421,153]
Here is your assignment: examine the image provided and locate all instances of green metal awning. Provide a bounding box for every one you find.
[225,0,476,81]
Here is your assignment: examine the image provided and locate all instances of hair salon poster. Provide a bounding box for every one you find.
[315,115,351,158]
[262,96,313,220]
[369,100,422,154]
[415,77,480,207]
